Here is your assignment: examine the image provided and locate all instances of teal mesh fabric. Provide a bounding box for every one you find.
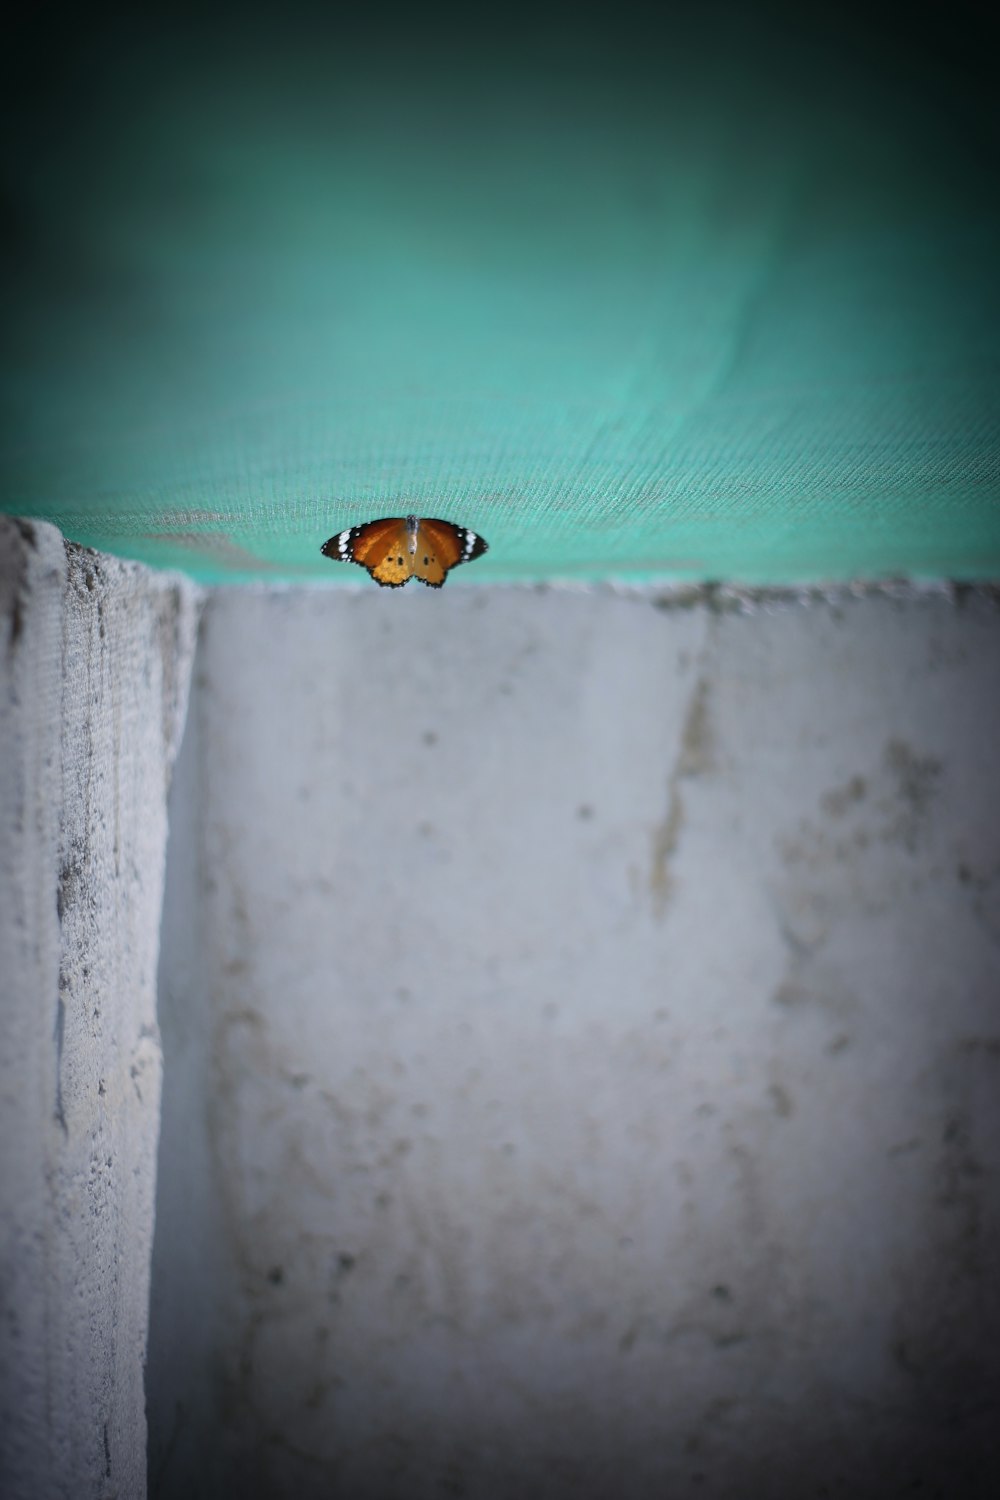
[2,6,998,583]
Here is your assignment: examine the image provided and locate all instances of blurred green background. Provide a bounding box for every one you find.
[2,3,998,583]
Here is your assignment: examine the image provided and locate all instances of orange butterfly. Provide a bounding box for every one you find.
[321,514,488,588]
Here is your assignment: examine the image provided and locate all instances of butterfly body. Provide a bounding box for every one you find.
[321,514,488,588]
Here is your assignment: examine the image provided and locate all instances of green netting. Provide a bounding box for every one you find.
[2,7,999,583]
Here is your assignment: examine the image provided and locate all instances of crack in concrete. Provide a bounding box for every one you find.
[651,636,716,917]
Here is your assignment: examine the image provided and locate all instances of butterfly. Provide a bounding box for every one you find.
[321,514,488,588]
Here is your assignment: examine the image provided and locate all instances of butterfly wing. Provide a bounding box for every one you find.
[321,518,413,587]
[413,518,488,588]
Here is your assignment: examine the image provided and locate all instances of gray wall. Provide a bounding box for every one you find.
[0,519,199,1500]
[5,522,996,1500]
[150,582,1000,1500]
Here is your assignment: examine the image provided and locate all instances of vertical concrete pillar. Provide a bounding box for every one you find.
[0,518,199,1500]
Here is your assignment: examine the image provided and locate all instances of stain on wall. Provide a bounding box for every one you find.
[150,584,1000,1500]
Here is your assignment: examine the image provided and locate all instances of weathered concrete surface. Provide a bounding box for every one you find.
[150,582,1000,1499]
[0,517,200,1500]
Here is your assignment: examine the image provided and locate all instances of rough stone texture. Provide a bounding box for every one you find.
[0,517,200,1500]
[150,582,1000,1500]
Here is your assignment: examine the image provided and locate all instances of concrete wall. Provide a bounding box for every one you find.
[0,518,199,1500]
[4,521,995,1500]
[149,582,1000,1500]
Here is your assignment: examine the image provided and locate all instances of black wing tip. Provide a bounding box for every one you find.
[321,530,355,561]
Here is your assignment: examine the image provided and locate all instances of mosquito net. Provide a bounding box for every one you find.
[2,5,998,583]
